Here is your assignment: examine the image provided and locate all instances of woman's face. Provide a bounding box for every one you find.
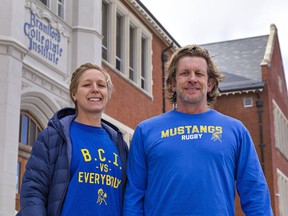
[72,68,109,116]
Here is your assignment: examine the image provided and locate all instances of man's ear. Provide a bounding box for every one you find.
[171,82,176,92]
[208,78,216,92]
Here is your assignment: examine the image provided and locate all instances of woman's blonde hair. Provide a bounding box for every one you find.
[69,63,114,109]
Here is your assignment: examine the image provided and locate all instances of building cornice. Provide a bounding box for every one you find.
[219,88,263,96]
[22,64,70,102]
[0,36,28,61]
[261,24,277,68]
[125,0,180,49]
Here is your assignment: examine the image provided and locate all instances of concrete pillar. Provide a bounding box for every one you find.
[0,0,26,214]
[0,42,26,216]
[71,0,103,70]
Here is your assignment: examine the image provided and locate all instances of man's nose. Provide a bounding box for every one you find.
[188,73,197,82]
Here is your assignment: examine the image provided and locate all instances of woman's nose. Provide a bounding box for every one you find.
[91,83,99,92]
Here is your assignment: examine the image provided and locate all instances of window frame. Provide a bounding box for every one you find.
[38,0,50,8]
[243,97,253,108]
[57,0,65,19]
[19,111,42,148]
[102,0,153,96]
[102,1,109,61]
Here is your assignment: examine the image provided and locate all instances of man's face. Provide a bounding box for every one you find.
[173,56,215,112]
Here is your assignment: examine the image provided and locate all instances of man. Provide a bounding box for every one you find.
[123,45,273,215]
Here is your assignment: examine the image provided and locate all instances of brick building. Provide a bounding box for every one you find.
[0,0,287,215]
[203,24,288,215]
[1,0,177,214]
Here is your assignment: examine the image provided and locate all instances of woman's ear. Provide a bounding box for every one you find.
[72,94,77,102]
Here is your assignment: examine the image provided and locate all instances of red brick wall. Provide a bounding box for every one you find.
[261,34,288,216]
[102,34,173,130]
[214,90,276,215]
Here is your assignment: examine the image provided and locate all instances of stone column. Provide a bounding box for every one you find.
[0,0,26,214]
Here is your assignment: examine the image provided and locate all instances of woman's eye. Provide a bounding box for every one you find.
[98,83,107,88]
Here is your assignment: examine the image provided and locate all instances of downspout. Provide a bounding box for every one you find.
[161,42,173,113]
[256,91,265,173]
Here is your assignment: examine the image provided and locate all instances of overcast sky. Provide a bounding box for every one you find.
[140,0,288,88]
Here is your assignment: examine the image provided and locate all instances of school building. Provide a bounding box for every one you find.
[0,0,287,215]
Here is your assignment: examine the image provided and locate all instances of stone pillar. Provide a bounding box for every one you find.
[0,0,26,214]
[71,0,103,70]
[0,42,26,216]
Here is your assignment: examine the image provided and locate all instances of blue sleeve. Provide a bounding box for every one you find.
[236,129,273,215]
[18,128,50,216]
[123,126,147,216]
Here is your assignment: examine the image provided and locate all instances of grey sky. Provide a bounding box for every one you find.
[140,0,288,88]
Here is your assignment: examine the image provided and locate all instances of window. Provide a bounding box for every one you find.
[57,0,64,19]
[19,112,41,147]
[102,0,152,94]
[16,162,20,194]
[17,112,42,211]
[116,13,124,72]
[129,25,136,81]
[102,2,109,61]
[15,161,21,211]
[141,36,148,90]
[16,157,28,211]
[243,97,253,108]
[278,75,283,93]
[273,101,288,159]
[39,0,49,7]
[277,169,288,216]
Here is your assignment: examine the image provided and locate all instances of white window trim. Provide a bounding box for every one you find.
[277,169,288,216]
[57,0,65,19]
[243,97,253,108]
[273,100,288,159]
[102,0,153,96]
[102,113,134,147]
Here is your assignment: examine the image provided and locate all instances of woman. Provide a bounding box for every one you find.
[17,63,128,216]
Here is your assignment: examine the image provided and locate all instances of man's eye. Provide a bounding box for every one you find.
[181,72,189,76]
[196,72,204,76]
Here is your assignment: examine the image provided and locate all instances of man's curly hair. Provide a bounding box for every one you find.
[165,44,224,106]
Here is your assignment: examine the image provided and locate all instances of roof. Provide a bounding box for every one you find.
[201,35,269,93]
[129,0,181,49]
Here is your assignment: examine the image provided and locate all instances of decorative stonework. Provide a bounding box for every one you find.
[22,67,69,100]
[25,0,69,38]
[0,42,28,60]
[55,99,71,109]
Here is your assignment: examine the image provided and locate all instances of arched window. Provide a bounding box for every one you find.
[16,111,43,211]
[19,111,42,147]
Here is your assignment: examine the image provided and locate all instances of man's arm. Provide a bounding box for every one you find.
[123,126,147,216]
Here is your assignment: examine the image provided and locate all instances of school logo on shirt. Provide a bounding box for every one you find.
[211,131,222,142]
[97,188,107,205]
[161,125,223,142]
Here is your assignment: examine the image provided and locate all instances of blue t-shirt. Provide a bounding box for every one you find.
[124,109,273,216]
[60,121,123,216]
